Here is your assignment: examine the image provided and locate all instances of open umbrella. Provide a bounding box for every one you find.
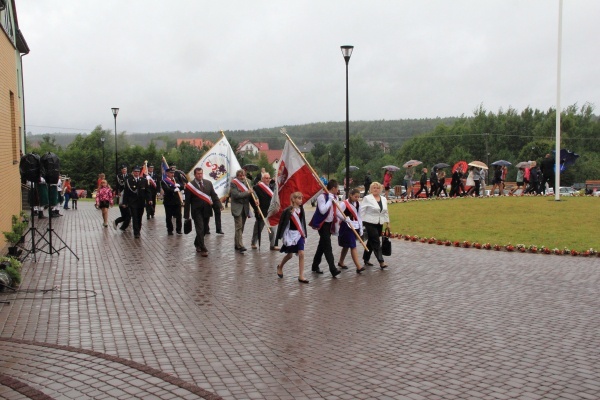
[382,165,400,172]
[403,160,422,168]
[433,162,450,169]
[468,161,488,170]
[452,161,468,173]
[553,149,580,171]
[348,166,359,172]
[491,160,512,167]
[515,161,530,169]
[242,163,259,172]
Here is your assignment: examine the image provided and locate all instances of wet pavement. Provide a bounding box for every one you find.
[1,201,599,399]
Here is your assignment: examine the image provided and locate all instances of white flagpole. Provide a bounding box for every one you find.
[555,0,563,201]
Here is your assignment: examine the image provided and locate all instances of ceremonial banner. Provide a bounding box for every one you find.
[188,136,241,200]
[267,138,321,226]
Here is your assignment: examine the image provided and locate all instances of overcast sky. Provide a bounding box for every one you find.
[16,0,599,136]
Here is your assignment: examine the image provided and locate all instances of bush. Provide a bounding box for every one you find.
[2,212,28,246]
[0,256,22,286]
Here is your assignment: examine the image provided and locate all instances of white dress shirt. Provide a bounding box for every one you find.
[360,194,389,225]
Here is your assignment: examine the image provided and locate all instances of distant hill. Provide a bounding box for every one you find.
[27,117,458,150]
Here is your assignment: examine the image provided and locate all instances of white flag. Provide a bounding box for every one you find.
[188,137,241,200]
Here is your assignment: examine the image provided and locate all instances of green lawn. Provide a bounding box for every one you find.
[389,196,599,251]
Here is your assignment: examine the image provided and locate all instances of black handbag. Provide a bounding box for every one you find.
[184,218,192,234]
[381,228,392,256]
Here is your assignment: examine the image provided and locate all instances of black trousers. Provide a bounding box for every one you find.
[311,222,337,274]
[415,185,429,198]
[116,205,131,228]
[164,204,182,233]
[363,222,384,264]
[474,180,481,196]
[130,205,145,235]
[192,209,209,251]
[206,207,221,233]
[146,196,156,216]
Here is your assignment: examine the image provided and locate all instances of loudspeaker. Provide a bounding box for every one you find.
[41,152,60,184]
[19,153,43,183]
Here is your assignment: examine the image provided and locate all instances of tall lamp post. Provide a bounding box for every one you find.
[112,107,119,186]
[327,150,331,181]
[101,137,105,173]
[341,45,353,199]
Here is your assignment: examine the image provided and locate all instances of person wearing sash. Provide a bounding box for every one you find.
[161,167,183,235]
[250,172,278,250]
[275,192,309,283]
[309,179,341,278]
[336,188,366,273]
[123,166,152,239]
[230,169,254,253]
[114,165,131,230]
[184,167,222,256]
[145,165,158,219]
[360,181,389,269]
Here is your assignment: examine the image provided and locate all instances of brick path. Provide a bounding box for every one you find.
[0,201,599,399]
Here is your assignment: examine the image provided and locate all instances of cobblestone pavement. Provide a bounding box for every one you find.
[1,201,599,399]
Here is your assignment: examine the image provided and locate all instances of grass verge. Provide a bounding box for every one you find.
[389,196,599,251]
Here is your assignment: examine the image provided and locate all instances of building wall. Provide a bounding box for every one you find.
[0,5,24,250]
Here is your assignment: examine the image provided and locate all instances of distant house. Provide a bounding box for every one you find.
[177,138,213,149]
[366,140,390,154]
[261,150,282,172]
[297,141,314,153]
[237,140,270,155]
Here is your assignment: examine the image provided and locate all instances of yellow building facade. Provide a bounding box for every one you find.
[0,0,28,250]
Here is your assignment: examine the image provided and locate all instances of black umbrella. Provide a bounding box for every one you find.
[553,149,580,171]
[243,164,259,172]
[433,163,450,169]
[491,160,512,167]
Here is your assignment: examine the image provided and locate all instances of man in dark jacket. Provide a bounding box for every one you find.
[251,172,278,250]
[161,167,183,235]
[114,165,131,230]
[184,168,222,256]
[414,168,429,198]
[540,153,556,194]
[123,166,152,238]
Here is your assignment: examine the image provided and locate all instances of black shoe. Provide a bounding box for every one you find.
[216,231,224,234]
[298,278,309,284]
[147,215,150,220]
[312,269,324,274]
[331,269,341,278]
[176,231,182,235]
[337,263,348,270]
[356,267,366,274]
[168,231,174,236]
[276,265,283,278]
[38,212,46,219]
[119,227,127,231]
[134,234,140,238]
[364,261,374,266]
[238,247,247,253]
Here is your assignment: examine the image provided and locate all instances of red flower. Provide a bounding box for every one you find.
[474,242,482,249]
[505,245,514,252]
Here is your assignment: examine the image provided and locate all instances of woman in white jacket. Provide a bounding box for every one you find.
[359,181,390,269]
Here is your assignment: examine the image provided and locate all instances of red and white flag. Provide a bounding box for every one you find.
[267,139,322,226]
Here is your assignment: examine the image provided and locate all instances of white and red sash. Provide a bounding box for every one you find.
[231,178,249,192]
[185,182,213,206]
[162,176,177,189]
[290,209,305,238]
[343,200,360,222]
[257,182,273,197]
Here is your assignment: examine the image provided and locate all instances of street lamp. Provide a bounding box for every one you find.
[340,45,353,199]
[101,137,105,173]
[112,107,119,186]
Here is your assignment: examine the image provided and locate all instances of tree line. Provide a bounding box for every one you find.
[25,104,600,195]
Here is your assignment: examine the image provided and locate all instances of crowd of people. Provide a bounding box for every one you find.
[83,164,393,284]
[377,154,557,199]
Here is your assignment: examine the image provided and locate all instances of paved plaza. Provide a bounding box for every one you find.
[0,201,599,400]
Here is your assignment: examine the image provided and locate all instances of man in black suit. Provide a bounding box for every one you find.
[123,166,152,238]
[161,167,183,235]
[184,168,222,256]
[114,165,131,230]
[146,165,158,219]
[250,172,278,250]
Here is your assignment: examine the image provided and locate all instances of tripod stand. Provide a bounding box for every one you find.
[20,182,79,261]
[20,182,50,262]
